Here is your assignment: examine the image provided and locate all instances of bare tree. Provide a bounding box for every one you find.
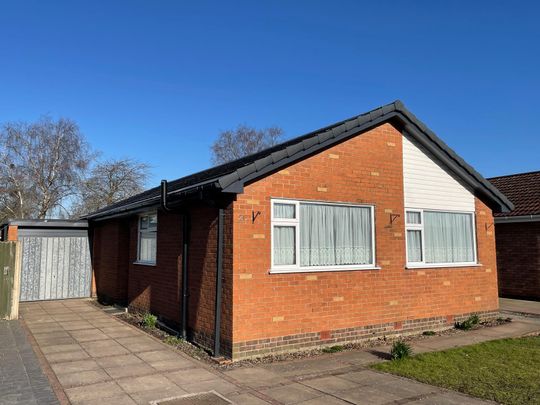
[210,125,283,165]
[0,117,92,221]
[72,158,150,217]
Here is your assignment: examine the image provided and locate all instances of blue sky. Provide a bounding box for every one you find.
[1,1,538,186]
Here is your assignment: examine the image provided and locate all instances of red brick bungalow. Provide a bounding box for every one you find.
[488,171,540,301]
[86,101,513,360]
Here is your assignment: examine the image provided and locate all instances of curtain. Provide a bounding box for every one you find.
[424,211,474,263]
[407,230,422,262]
[139,233,157,262]
[300,204,372,266]
[274,203,295,219]
[273,226,296,265]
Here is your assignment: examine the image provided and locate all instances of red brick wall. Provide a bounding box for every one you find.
[231,123,499,358]
[126,211,183,322]
[495,221,540,300]
[92,219,130,304]
[93,205,233,355]
[7,225,18,241]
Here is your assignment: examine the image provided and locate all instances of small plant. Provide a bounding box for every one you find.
[455,314,480,330]
[164,335,183,346]
[322,345,344,353]
[142,313,157,329]
[422,331,436,336]
[390,340,412,360]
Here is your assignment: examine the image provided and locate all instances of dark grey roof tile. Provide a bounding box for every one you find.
[86,100,513,219]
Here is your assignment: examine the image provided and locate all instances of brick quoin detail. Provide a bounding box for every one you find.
[231,123,499,359]
[495,221,540,300]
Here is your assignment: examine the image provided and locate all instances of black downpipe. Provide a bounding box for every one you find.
[213,208,225,357]
[161,180,190,339]
[160,180,172,212]
[181,215,189,339]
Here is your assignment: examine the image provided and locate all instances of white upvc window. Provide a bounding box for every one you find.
[405,208,477,268]
[270,199,376,273]
[137,212,157,265]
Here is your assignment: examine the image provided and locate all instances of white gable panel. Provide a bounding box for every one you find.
[403,136,475,212]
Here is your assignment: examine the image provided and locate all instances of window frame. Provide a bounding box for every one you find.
[136,212,158,266]
[405,208,478,269]
[270,198,377,273]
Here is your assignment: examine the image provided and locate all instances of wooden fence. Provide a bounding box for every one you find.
[0,242,22,320]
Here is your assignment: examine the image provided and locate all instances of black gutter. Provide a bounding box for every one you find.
[161,180,191,340]
[213,207,225,357]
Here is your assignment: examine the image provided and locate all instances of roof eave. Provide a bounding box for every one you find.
[218,103,513,213]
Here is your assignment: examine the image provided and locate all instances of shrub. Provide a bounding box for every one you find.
[455,314,480,330]
[142,313,157,329]
[322,345,344,353]
[391,340,412,360]
[422,331,436,336]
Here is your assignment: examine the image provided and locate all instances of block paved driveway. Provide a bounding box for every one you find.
[0,320,58,405]
[21,299,540,405]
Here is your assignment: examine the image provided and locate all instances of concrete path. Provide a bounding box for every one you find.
[20,300,540,405]
[0,319,58,405]
[500,297,540,316]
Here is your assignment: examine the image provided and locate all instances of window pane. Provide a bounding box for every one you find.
[139,233,156,262]
[140,216,149,230]
[273,226,296,265]
[274,203,296,219]
[424,211,474,263]
[148,214,157,230]
[300,204,372,266]
[406,211,421,224]
[407,230,422,262]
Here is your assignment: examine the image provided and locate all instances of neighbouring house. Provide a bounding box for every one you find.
[86,101,513,360]
[488,171,540,301]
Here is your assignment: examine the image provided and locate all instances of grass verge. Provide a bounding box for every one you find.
[372,336,540,405]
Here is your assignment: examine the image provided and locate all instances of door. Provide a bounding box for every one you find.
[19,230,91,301]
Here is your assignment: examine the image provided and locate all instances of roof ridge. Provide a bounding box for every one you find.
[488,169,540,180]
[86,99,514,219]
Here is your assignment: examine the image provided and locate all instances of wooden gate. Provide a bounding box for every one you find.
[0,242,21,320]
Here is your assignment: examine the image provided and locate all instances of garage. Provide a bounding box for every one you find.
[0,220,92,301]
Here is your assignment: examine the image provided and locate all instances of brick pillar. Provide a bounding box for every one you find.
[7,225,18,241]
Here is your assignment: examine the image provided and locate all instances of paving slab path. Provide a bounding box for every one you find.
[20,299,540,405]
[500,297,540,316]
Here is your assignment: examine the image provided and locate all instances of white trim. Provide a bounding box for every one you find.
[270,266,381,274]
[136,211,157,266]
[133,261,157,267]
[270,198,376,273]
[405,208,478,268]
[406,263,482,269]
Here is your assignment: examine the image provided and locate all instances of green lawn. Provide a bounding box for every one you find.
[372,336,540,405]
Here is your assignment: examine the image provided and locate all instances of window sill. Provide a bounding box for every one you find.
[269,266,381,274]
[406,263,482,269]
[133,261,156,267]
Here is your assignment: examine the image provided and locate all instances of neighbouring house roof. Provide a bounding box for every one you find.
[488,171,540,218]
[85,100,514,220]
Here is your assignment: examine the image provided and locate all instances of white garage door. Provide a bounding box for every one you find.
[19,229,91,301]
